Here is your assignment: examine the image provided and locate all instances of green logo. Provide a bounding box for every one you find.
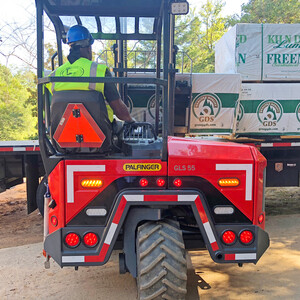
[296,103,300,123]
[147,94,162,121]
[192,93,221,122]
[61,66,84,77]
[257,100,283,126]
[236,103,244,122]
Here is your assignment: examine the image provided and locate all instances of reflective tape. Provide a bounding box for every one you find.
[62,256,84,263]
[51,70,56,94]
[88,62,98,90]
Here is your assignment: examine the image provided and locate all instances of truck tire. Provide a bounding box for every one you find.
[36,176,47,216]
[136,219,187,300]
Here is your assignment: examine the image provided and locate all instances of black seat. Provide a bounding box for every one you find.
[50,90,112,153]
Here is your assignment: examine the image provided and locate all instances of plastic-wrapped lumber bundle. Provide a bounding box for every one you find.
[236,83,300,136]
[215,24,300,81]
[189,73,241,135]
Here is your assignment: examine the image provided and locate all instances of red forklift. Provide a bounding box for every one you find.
[36,0,269,299]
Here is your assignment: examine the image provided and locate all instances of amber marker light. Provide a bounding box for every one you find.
[81,179,103,188]
[218,178,240,187]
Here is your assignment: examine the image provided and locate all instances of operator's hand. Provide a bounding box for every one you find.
[124,117,136,125]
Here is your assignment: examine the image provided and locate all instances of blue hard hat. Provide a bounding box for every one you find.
[66,25,94,46]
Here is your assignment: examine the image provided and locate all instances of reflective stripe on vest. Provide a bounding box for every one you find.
[51,70,56,95]
[89,62,98,90]
[88,63,114,122]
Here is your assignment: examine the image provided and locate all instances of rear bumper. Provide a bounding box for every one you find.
[44,190,270,267]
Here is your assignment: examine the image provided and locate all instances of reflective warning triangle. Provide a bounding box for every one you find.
[53,103,106,148]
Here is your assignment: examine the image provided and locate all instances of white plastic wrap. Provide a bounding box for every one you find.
[189,73,241,134]
[236,83,300,135]
[215,24,262,80]
[215,23,300,81]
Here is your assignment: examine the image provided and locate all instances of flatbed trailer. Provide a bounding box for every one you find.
[0,140,44,213]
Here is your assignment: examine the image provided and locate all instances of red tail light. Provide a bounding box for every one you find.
[258,214,264,224]
[139,178,149,187]
[239,230,254,245]
[65,233,80,248]
[83,232,99,247]
[156,178,165,187]
[173,178,182,187]
[222,230,236,245]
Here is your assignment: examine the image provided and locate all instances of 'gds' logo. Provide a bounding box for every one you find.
[192,93,221,122]
[236,103,244,122]
[296,103,300,123]
[257,100,283,126]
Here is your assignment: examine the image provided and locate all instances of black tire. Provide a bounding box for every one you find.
[36,176,47,216]
[137,219,187,300]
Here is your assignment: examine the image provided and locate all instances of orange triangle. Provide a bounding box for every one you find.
[53,103,106,148]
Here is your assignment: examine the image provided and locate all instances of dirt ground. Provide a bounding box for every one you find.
[0,184,43,249]
[0,183,300,299]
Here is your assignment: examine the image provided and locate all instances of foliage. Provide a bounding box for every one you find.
[0,65,37,140]
[240,0,300,23]
[175,0,228,73]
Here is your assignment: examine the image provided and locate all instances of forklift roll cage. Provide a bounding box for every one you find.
[36,0,186,174]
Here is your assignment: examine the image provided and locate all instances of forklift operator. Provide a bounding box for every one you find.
[46,24,134,124]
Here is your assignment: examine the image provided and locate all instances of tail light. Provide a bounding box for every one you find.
[173,178,182,187]
[218,178,240,187]
[83,232,99,247]
[239,230,254,245]
[222,230,236,245]
[258,213,264,224]
[156,178,165,187]
[65,233,80,248]
[139,178,149,187]
[81,179,103,188]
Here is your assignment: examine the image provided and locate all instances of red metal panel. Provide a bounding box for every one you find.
[65,159,167,223]
[250,146,267,229]
[48,161,65,234]
[168,137,255,221]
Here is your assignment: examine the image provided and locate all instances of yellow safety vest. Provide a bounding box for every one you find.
[46,58,114,122]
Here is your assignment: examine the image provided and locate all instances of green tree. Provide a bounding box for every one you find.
[176,0,228,73]
[0,65,37,140]
[240,0,300,23]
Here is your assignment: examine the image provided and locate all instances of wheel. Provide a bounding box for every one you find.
[136,219,187,300]
[36,176,47,216]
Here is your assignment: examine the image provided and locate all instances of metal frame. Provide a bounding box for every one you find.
[36,0,176,173]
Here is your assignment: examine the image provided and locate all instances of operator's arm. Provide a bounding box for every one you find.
[109,98,133,122]
[104,69,134,123]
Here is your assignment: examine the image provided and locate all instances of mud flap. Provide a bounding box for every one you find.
[44,229,62,266]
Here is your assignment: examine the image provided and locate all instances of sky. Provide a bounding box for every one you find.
[0,0,247,68]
